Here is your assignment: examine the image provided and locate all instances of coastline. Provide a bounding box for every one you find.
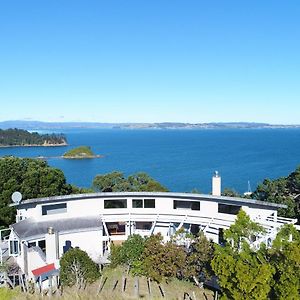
[62,154,103,159]
[0,143,68,148]
[35,154,104,160]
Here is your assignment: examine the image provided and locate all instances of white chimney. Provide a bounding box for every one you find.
[45,227,59,263]
[212,171,221,196]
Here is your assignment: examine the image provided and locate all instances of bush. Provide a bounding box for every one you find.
[60,248,100,288]
[109,234,146,275]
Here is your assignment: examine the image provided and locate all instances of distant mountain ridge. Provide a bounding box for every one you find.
[0,120,299,130]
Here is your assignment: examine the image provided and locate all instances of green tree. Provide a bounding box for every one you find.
[269,224,300,299]
[0,128,66,146]
[109,234,145,272]
[222,188,241,197]
[224,210,265,249]
[127,172,168,192]
[253,166,300,219]
[60,248,100,288]
[183,231,214,284]
[212,243,274,300]
[0,157,84,228]
[141,234,186,282]
[93,171,168,192]
[211,210,274,300]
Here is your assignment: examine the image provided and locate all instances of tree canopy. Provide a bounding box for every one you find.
[93,171,168,192]
[0,128,66,146]
[253,166,300,219]
[60,248,100,288]
[0,156,84,228]
[212,210,300,299]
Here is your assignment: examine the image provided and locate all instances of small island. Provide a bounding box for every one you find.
[63,146,102,159]
[0,128,67,147]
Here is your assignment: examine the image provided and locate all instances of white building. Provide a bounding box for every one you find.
[3,173,297,284]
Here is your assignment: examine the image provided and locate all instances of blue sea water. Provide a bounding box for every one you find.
[1,129,300,194]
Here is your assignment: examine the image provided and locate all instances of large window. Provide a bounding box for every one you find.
[173,200,200,211]
[104,199,127,209]
[132,199,155,208]
[42,203,67,215]
[218,203,241,215]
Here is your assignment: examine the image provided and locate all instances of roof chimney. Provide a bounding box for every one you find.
[212,171,221,196]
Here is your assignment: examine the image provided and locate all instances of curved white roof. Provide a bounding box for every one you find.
[13,191,286,209]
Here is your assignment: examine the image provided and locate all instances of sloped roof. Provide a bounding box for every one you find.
[11,216,102,240]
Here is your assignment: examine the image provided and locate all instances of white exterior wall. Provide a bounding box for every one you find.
[201,200,218,215]
[16,195,279,225]
[58,230,103,263]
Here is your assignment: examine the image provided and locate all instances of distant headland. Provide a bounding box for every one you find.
[0,128,67,147]
[0,120,300,130]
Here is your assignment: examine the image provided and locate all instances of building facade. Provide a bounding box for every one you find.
[1,174,297,285]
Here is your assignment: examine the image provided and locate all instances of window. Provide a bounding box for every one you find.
[28,241,36,248]
[173,200,200,211]
[136,222,152,230]
[132,199,143,208]
[9,240,19,255]
[218,203,241,215]
[42,203,67,215]
[106,222,126,235]
[132,199,155,208]
[144,199,155,208]
[104,199,127,209]
[38,240,46,253]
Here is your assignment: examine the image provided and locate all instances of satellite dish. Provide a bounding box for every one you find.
[11,191,22,204]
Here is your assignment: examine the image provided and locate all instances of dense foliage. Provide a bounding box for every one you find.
[63,146,95,158]
[212,210,274,300]
[0,157,85,228]
[109,231,213,284]
[253,166,300,220]
[93,171,168,192]
[268,224,300,299]
[212,210,300,299]
[110,234,146,271]
[60,248,100,288]
[0,128,66,146]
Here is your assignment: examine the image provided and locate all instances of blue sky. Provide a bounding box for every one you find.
[0,1,299,124]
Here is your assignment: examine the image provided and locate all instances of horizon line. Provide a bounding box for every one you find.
[1,119,300,126]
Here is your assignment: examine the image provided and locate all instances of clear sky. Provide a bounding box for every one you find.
[0,1,299,124]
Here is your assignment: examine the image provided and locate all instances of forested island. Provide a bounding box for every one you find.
[0,128,67,147]
[63,146,102,159]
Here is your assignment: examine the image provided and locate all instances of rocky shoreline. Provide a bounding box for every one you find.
[0,142,68,148]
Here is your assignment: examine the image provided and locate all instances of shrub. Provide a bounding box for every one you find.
[60,248,100,289]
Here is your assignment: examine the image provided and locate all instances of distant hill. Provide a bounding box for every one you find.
[0,128,67,147]
[0,120,299,130]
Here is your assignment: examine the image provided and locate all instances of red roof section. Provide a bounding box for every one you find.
[32,263,55,277]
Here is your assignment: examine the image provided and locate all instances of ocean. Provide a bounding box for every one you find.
[1,128,300,194]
